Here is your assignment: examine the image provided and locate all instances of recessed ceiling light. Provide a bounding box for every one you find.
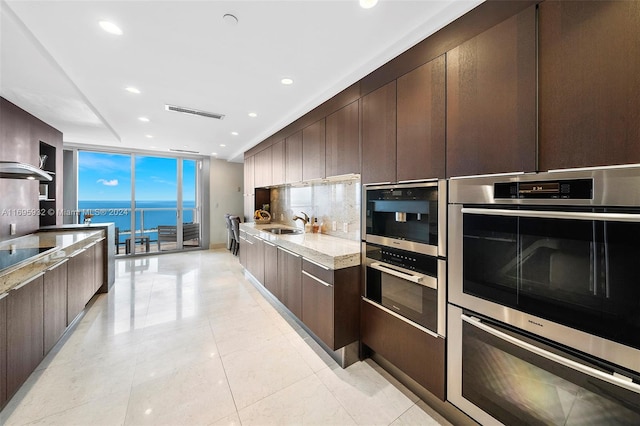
[248,112,258,118]
[359,0,379,9]
[125,87,140,94]
[99,20,123,35]
[231,132,239,136]
[281,78,294,85]
[138,117,150,122]
[145,134,153,138]
[211,152,218,156]
[220,144,227,147]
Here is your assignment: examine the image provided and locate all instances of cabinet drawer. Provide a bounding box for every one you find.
[361,298,445,400]
[302,258,333,285]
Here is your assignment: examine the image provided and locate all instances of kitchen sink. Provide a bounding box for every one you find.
[263,227,304,235]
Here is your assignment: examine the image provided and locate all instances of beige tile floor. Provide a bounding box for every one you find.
[0,249,449,426]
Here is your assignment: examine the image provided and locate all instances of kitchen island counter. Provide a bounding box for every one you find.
[0,229,105,294]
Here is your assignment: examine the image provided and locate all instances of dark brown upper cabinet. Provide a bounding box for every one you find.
[397,55,446,181]
[326,100,360,177]
[446,5,537,178]
[271,139,285,186]
[302,118,326,181]
[538,1,640,171]
[243,155,254,195]
[361,81,397,184]
[285,131,303,184]
[253,147,272,188]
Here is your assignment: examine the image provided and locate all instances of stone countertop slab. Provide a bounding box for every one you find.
[0,229,105,294]
[241,223,360,270]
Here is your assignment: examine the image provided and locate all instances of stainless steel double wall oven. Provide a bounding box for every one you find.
[363,180,447,337]
[448,168,640,425]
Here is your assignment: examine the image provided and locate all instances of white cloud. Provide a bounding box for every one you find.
[97,178,118,186]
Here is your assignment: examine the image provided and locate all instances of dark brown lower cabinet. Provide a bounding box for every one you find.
[238,231,248,267]
[93,239,105,293]
[67,247,94,324]
[263,241,279,298]
[301,260,360,350]
[361,300,445,400]
[248,235,264,285]
[43,259,68,354]
[6,274,44,399]
[0,294,7,409]
[277,247,302,318]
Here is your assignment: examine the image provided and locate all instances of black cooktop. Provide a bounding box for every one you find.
[0,247,54,271]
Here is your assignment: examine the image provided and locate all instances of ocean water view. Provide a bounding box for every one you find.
[79,200,196,243]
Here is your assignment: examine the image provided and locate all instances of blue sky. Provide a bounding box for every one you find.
[78,151,196,202]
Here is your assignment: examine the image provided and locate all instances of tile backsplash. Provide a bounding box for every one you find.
[269,177,361,241]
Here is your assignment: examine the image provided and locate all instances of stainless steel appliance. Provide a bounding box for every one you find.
[364,243,445,336]
[448,167,640,424]
[363,180,447,336]
[364,180,446,257]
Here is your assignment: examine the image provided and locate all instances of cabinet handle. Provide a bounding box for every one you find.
[46,258,69,271]
[461,314,640,394]
[264,241,276,247]
[364,181,393,186]
[302,270,331,287]
[13,272,45,291]
[461,207,640,222]
[277,246,300,257]
[69,248,86,258]
[304,257,330,270]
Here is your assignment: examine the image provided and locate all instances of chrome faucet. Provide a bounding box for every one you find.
[292,212,309,226]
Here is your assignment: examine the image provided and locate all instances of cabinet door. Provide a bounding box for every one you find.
[0,294,7,408]
[539,1,640,170]
[263,241,279,298]
[243,195,254,223]
[250,235,265,285]
[326,100,360,177]
[302,118,326,181]
[44,259,68,354]
[239,231,248,268]
[67,248,93,324]
[302,270,334,348]
[7,275,44,398]
[362,81,397,184]
[285,131,303,184]
[93,239,105,294]
[254,147,272,188]
[361,300,445,400]
[243,155,254,195]
[271,139,285,186]
[447,5,536,177]
[277,247,302,317]
[397,56,446,181]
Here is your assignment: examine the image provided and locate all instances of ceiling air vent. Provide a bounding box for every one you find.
[165,104,225,120]
[169,148,200,154]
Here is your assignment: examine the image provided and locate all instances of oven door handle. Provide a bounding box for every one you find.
[461,314,640,394]
[369,262,436,289]
[461,208,640,222]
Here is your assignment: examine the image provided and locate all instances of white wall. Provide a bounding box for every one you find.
[209,158,244,248]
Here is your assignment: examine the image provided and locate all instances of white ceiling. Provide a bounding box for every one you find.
[1,0,482,162]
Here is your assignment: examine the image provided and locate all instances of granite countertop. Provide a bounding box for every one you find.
[0,229,105,295]
[240,223,360,270]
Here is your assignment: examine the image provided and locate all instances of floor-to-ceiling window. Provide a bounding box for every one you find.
[78,150,202,256]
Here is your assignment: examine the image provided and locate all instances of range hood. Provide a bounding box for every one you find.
[0,161,52,181]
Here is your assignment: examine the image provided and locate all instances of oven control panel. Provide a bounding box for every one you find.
[494,178,593,199]
[365,243,437,276]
